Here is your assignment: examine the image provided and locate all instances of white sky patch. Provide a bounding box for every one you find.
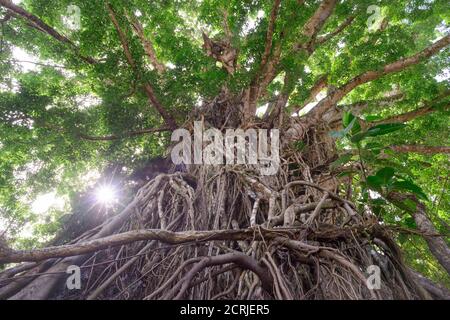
[80,169,101,186]
[166,62,176,69]
[433,23,450,43]
[75,94,102,110]
[295,90,327,116]
[193,94,203,108]
[0,217,7,234]
[13,161,43,181]
[334,40,346,56]
[435,67,450,82]
[12,47,41,72]
[178,9,210,41]
[244,57,255,71]
[272,72,285,85]
[0,78,20,93]
[31,192,65,215]
[60,68,77,79]
[134,146,144,155]
[256,103,269,117]
[18,223,34,239]
[242,10,264,36]
[11,46,74,77]
[369,190,382,199]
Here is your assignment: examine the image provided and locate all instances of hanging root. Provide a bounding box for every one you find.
[0,126,436,300]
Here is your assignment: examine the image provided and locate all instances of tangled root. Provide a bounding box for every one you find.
[0,126,430,300]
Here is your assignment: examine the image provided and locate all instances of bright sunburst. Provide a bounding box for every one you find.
[95,185,117,205]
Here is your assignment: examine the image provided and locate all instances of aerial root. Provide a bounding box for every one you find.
[0,163,430,300]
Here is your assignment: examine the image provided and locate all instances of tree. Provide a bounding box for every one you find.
[0,0,449,300]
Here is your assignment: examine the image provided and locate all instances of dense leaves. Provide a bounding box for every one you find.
[0,0,448,285]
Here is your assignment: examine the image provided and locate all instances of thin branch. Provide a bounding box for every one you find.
[78,126,171,141]
[389,145,450,155]
[376,102,449,125]
[174,252,273,299]
[125,10,166,74]
[259,0,282,73]
[6,59,68,69]
[142,83,177,129]
[106,3,177,129]
[106,3,136,69]
[242,0,282,118]
[315,15,355,45]
[340,93,405,115]
[305,192,329,226]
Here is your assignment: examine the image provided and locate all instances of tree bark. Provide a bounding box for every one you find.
[388,192,450,275]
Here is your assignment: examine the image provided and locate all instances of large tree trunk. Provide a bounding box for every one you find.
[388,192,450,275]
[0,106,438,299]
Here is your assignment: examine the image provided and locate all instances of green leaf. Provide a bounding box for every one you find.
[392,180,428,201]
[365,123,407,137]
[350,123,406,142]
[350,131,368,143]
[343,112,361,135]
[343,111,355,128]
[403,216,417,228]
[365,142,382,149]
[366,175,384,190]
[330,154,353,169]
[365,115,383,122]
[294,140,306,151]
[376,167,395,184]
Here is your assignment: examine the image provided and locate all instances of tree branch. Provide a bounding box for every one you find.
[409,268,450,299]
[125,10,166,74]
[310,34,450,120]
[0,0,96,64]
[294,0,338,52]
[78,126,171,141]
[106,3,136,69]
[0,225,373,264]
[315,15,355,45]
[340,92,405,115]
[372,92,450,125]
[389,145,450,155]
[107,3,177,129]
[259,0,282,74]
[242,0,282,118]
[387,192,450,274]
